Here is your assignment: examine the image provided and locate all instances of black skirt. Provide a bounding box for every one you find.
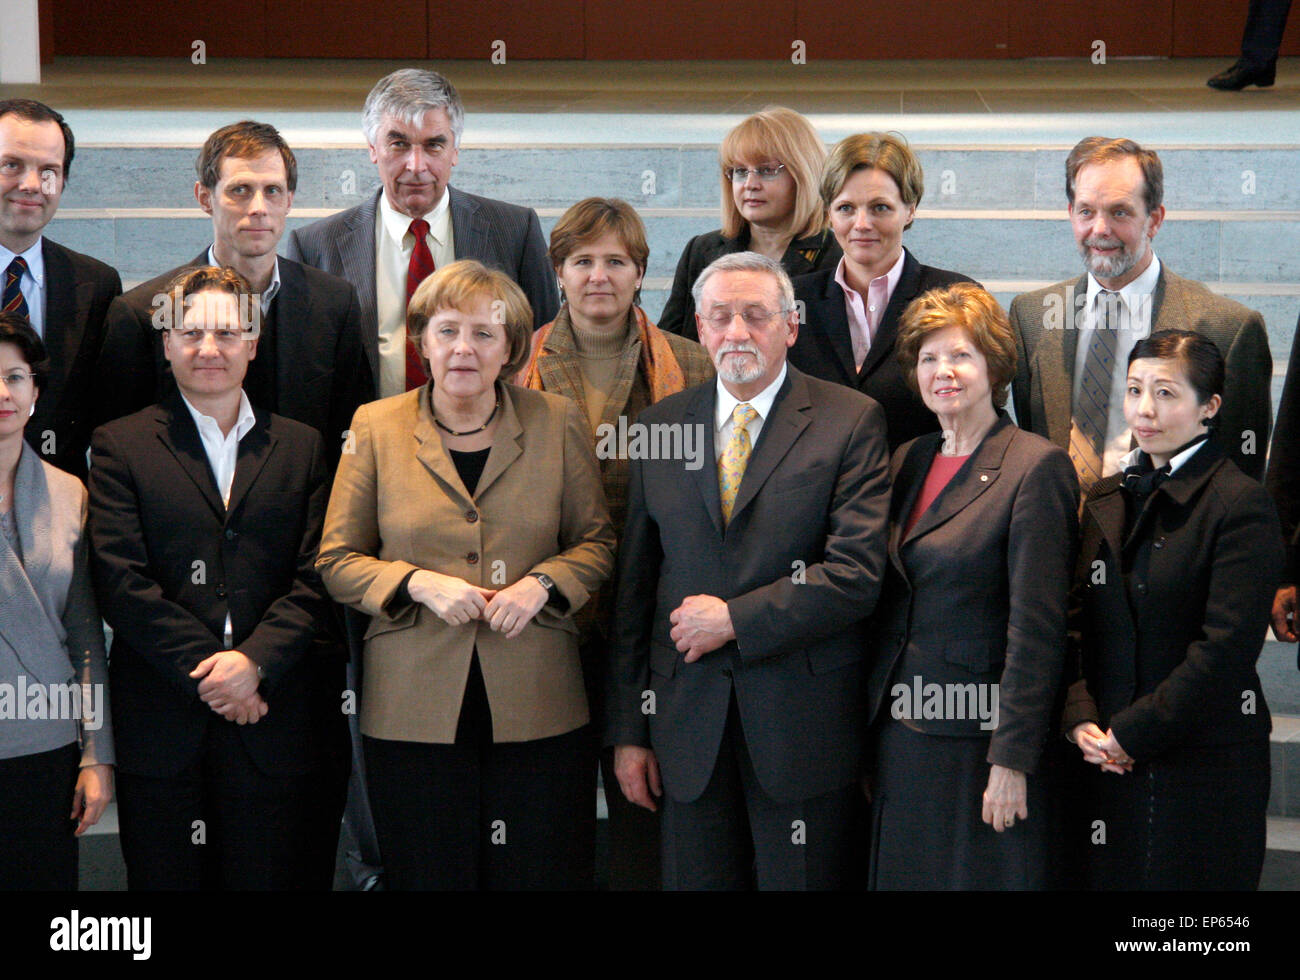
[869,718,1050,890]
[1080,736,1269,891]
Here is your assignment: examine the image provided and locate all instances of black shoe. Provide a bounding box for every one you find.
[1207,60,1277,90]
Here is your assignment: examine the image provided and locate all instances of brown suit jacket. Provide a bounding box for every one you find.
[316,383,615,744]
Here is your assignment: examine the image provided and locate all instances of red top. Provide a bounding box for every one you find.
[903,453,971,539]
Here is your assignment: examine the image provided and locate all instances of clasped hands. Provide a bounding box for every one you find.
[1072,722,1134,774]
[191,650,266,725]
[408,569,548,639]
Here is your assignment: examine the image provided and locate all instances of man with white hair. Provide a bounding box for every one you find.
[288,68,557,399]
[607,251,890,889]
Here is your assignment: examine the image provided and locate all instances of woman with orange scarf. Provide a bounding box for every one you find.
[517,197,713,889]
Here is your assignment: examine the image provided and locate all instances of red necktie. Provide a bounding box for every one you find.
[405,218,435,391]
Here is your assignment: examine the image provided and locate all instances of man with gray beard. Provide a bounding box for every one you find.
[1008,136,1271,491]
[607,252,890,889]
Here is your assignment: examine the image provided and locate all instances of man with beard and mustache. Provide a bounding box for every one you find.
[607,252,890,889]
[1009,136,1271,492]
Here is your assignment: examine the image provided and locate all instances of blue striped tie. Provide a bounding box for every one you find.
[1068,290,1121,491]
[2,257,30,319]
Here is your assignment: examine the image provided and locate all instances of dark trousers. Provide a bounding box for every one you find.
[660,696,859,890]
[0,742,80,890]
[364,653,595,890]
[116,722,344,890]
[1241,0,1293,65]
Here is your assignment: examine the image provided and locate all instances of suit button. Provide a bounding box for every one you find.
[466,552,479,565]
[215,586,227,599]
[466,510,479,523]
[1136,583,1147,594]
[1153,537,1165,549]
[225,529,238,540]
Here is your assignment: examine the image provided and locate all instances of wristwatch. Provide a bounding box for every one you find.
[528,572,560,605]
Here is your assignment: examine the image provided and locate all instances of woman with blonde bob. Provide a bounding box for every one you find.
[790,133,976,451]
[318,259,615,890]
[862,282,1077,890]
[659,106,839,339]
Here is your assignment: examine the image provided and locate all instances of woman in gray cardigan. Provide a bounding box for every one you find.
[0,313,113,889]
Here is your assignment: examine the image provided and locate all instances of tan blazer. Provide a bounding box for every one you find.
[317,383,615,744]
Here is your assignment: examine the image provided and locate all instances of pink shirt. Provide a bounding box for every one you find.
[834,251,906,373]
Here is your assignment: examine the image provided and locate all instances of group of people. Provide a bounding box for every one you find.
[1,65,1297,892]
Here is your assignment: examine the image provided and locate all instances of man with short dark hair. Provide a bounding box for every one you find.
[0,98,121,480]
[88,266,348,889]
[1009,136,1271,490]
[92,120,371,467]
[286,68,558,400]
[608,251,890,890]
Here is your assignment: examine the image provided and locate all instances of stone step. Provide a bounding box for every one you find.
[62,144,1300,213]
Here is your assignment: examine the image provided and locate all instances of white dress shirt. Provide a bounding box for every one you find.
[0,238,46,338]
[1118,432,1208,477]
[180,389,257,647]
[375,190,455,398]
[714,362,788,461]
[1073,255,1162,477]
[206,246,280,319]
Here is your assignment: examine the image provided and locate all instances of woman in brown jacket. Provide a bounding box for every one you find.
[317,260,615,890]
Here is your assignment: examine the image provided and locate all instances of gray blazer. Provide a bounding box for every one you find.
[0,442,113,764]
[1009,265,1272,482]
[285,187,560,384]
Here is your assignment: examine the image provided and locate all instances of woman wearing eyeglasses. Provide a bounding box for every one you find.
[657,107,839,341]
[789,133,976,451]
[0,312,113,889]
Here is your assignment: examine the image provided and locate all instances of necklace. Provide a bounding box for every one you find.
[434,396,501,437]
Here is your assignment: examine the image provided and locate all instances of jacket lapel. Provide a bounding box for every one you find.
[473,386,525,500]
[37,240,79,417]
[339,193,381,382]
[685,383,724,536]
[811,271,857,384]
[449,187,488,261]
[272,258,309,416]
[888,432,940,561]
[11,442,53,605]
[1085,474,1127,566]
[225,409,276,518]
[903,415,1015,545]
[412,389,476,506]
[727,369,812,527]
[858,249,920,382]
[155,395,226,520]
[1032,276,1087,448]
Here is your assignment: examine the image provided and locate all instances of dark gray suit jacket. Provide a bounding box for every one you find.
[607,366,891,803]
[1009,265,1272,482]
[25,238,122,481]
[865,416,1078,774]
[285,187,559,385]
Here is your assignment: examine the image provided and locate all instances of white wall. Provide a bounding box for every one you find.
[0,0,42,84]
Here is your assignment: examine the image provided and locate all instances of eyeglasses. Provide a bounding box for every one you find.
[0,369,34,390]
[701,307,788,328]
[725,164,786,183]
[171,328,250,348]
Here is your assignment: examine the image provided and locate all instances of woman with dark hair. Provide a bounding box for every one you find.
[658,107,839,340]
[0,312,113,889]
[516,197,712,889]
[790,133,977,451]
[865,283,1077,890]
[1066,328,1282,890]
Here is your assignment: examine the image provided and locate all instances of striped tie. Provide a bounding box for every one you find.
[719,403,758,524]
[1068,290,1121,491]
[2,257,30,319]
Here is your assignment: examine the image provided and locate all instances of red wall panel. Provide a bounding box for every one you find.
[55,0,267,57]
[585,1,794,59]
[428,0,583,59]
[1172,0,1300,57]
[796,1,1010,60]
[1007,0,1173,58]
[273,1,427,58]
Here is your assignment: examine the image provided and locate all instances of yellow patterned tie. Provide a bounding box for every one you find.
[719,403,758,524]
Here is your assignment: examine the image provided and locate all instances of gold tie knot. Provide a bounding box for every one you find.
[733,403,758,428]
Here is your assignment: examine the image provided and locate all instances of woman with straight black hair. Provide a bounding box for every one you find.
[1066,328,1281,889]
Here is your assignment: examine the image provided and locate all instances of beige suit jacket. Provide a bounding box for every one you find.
[317,383,615,744]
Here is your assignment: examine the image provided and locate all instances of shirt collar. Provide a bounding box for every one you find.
[207,246,280,313]
[1086,253,1161,314]
[0,238,45,287]
[715,362,788,431]
[380,185,452,249]
[179,388,257,442]
[833,249,905,299]
[1118,432,1207,476]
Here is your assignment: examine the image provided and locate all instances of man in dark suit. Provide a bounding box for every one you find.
[0,99,121,480]
[285,68,558,400]
[607,252,891,890]
[1009,136,1271,490]
[92,120,371,467]
[87,266,348,889]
